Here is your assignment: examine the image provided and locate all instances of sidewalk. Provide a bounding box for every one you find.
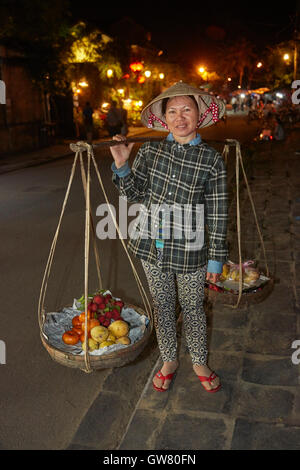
[67,126,300,450]
[0,126,150,175]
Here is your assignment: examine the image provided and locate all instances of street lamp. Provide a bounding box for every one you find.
[283,50,297,81]
[107,69,113,78]
[256,62,263,68]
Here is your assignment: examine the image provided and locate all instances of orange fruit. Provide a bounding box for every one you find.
[72,326,83,336]
[79,311,91,323]
[80,331,91,342]
[72,315,82,328]
[82,318,100,333]
[62,330,79,345]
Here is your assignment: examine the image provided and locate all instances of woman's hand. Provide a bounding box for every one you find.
[109,134,134,169]
[206,272,220,284]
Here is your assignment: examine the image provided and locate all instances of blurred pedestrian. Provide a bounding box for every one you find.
[120,102,128,136]
[74,104,83,138]
[252,96,258,110]
[83,101,94,144]
[231,96,238,113]
[246,95,252,110]
[273,117,285,141]
[106,100,122,137]
[110,82,228,393]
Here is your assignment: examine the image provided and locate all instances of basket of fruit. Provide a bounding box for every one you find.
[40,289,153,371]
[205,260,274,308]
[38,143,155,372]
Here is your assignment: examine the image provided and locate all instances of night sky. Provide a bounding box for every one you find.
[70,0,299,64]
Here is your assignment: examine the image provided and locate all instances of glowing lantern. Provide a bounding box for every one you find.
[107,69,113,78]
[138,75,146,84]
[130,62,144,72]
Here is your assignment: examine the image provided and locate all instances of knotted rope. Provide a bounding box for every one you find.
[223,139,270,308]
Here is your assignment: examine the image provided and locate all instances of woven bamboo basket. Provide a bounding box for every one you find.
[208,139,274,309]
[38,142,155,373]
[40,303,153,371]
[205,276,274,308]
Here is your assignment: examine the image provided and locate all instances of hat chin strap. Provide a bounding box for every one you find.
[148,101,220,129]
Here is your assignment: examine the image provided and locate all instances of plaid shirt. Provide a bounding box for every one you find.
[111,136,228,273]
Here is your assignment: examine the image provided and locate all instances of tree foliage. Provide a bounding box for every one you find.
[0,0,72,93]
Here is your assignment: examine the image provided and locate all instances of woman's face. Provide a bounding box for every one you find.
[164,96,199,144]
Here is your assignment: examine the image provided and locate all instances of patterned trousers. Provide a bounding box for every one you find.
[141,248,208,365]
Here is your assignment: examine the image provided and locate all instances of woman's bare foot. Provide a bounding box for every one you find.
[192,364,220,391]
[153,360,178,390]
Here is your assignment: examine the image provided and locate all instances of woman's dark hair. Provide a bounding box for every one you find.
[161,95,198,116]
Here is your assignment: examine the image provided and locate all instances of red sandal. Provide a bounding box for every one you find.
[152,369,176,392]
[197,371,221,393]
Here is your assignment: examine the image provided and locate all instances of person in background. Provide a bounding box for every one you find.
[273,117,285,141]
[83,101,94,144]
[120,102,128,137]
[106,100,122,137]
[231,96,238,113]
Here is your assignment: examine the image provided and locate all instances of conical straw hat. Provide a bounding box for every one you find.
[140,81,226,131]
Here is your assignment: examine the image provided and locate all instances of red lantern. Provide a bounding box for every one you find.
[138,75,146,84]
[130,62,144,72]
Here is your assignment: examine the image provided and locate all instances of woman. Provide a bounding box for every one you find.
[110,82,228,393]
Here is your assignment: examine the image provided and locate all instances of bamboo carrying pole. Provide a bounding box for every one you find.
[87,136,237,149]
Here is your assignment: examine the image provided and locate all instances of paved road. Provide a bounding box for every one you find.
[0,115,261,449]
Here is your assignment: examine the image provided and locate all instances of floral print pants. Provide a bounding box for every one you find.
[141,248,208,365]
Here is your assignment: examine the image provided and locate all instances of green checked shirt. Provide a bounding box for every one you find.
[111,134,228,274]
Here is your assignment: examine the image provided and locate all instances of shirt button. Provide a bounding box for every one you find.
[168,192,172,195]
[172,174,176,178]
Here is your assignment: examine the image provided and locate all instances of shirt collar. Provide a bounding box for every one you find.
[166,132,202,146]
